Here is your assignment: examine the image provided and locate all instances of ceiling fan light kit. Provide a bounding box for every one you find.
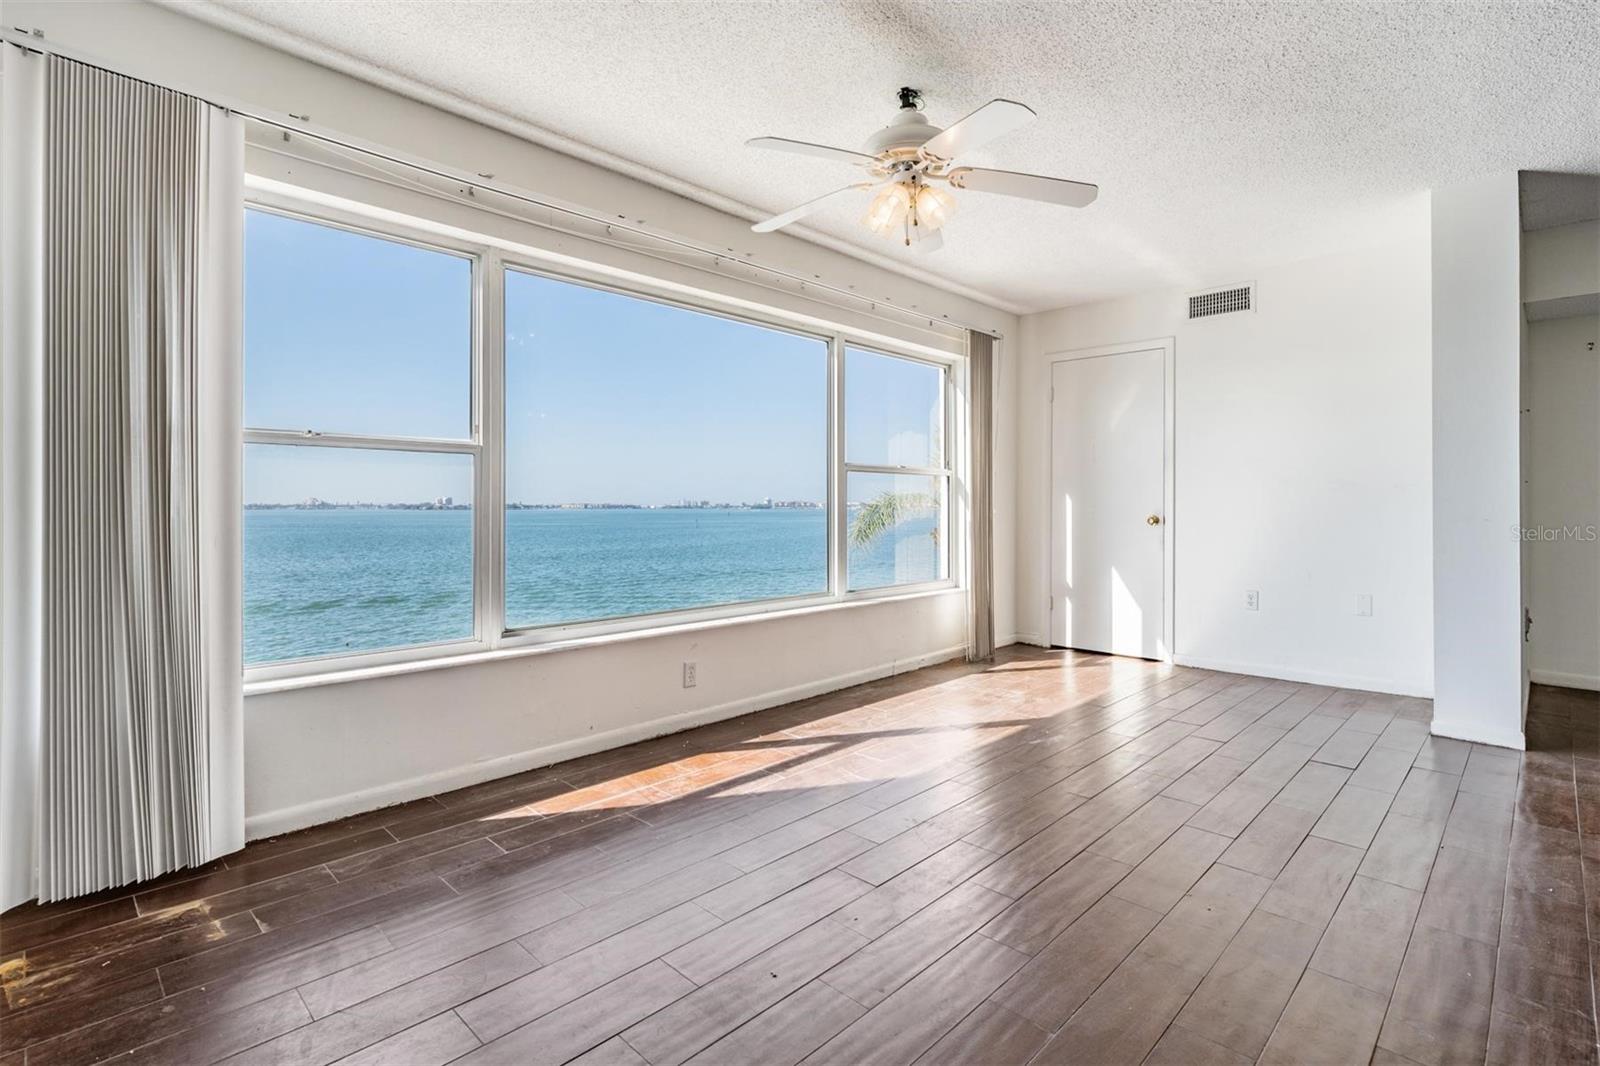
[862,174,955,249]
[748,87,1098,251]
[862,179,912,235]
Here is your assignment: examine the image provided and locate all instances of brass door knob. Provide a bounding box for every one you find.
[1146,514,1162,526]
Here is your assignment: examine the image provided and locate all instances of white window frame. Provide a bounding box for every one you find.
[242,204,486,680]
[242,193,961,684]
[496,261,838,641]
[839,344,956,595]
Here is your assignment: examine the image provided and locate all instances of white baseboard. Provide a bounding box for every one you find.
[1010,632,1049,648]
[1171,654,1432,698]
[1429,719,1526,751]
[1530,669,1600,692]
[244,642,968,840]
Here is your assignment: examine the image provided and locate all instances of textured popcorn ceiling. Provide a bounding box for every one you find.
[185,0,1598,313]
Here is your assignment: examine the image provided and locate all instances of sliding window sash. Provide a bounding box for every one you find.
[242,429,479,455]
[240,201,485,681]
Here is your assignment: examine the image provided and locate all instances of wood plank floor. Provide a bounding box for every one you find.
[3,648,1597,1065]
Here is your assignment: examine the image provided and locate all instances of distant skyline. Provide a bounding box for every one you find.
[243,210,940,506]
[243,497,824,509]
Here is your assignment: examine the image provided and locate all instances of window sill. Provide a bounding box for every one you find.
[243,585,965,697]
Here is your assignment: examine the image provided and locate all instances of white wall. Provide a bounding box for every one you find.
[10,1,1021,836]
[1520,311,1533,720]
[247,592,969,833]
[1524,220,1600,305]
[1525,317,1600,690]
[1015,201,1435,696]
[1521,199,1600,693]
[1431,173,1526,748]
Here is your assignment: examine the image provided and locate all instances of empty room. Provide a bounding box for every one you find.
[2,2,1598,1064]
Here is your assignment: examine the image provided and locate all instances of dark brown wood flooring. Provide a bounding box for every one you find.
[3,649,1597,1065]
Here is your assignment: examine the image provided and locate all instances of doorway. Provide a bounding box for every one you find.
[1049,342,1174,659]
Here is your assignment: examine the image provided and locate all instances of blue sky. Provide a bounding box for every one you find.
[244,209,941,505]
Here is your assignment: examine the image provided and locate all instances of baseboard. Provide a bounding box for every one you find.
[1530,669,1600,692]
[1429,719,1527,751]
[244,642,968,840]
[1171,654,1432,698]
[1010,632,1049,648]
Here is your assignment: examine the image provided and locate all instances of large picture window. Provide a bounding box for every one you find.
[242,201,958,674]
[503,270,828,628]
[243,209,478,665]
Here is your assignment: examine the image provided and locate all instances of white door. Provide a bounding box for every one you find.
[1050,349,1167,658]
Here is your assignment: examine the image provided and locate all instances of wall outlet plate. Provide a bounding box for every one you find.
[682,661,697,688]
[1356,594,1373,617]
[1245,590,1260,611]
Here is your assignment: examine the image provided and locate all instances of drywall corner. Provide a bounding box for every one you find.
[1430,172,1525,747]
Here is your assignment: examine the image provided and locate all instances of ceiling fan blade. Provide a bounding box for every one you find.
[746,136,878,167]
[751,183,874,233]
[919,99,1035,162]
[947,167,1098,208]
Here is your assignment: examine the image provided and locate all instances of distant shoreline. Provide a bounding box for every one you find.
[244,502,826,511]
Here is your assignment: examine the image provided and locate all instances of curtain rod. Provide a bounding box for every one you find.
[2,29,1003,341]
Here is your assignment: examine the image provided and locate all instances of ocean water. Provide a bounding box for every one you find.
[244,507,939,664]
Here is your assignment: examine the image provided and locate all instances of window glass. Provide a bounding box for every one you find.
[242,203,962,672]
[503,271,828,628]
[244,210,478,667]
[845,347,944,468]
[846,472,945,590]
[244,209,472,440]
[243,445,474,664]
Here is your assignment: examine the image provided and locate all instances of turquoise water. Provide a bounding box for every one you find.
[244,508,939,664]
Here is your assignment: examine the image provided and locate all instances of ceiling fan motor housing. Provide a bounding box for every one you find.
[863,104,942,158]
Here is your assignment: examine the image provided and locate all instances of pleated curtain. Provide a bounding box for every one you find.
[0,48,245,907]
[966,330,996,662]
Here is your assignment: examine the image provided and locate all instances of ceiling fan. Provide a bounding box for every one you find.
[746,87,1098,253]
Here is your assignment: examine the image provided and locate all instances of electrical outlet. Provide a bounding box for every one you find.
[1356,594,1373,617]
[682,661,697,688]
[1244,590,1259,611]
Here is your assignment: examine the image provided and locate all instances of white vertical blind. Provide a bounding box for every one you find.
[967,330,996,662]
[1,48,244,907]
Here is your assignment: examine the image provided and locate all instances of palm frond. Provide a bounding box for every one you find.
[849,490,937,548]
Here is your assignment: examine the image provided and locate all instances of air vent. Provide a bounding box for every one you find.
[1188,284,1253,320]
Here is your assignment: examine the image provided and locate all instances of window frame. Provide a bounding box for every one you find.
[839,345,956,594]
[496,260,837,639]
[241,193,962,683]
[242,204,487,679]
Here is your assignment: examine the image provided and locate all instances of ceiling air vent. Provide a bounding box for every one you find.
[1188,284,1253,320]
